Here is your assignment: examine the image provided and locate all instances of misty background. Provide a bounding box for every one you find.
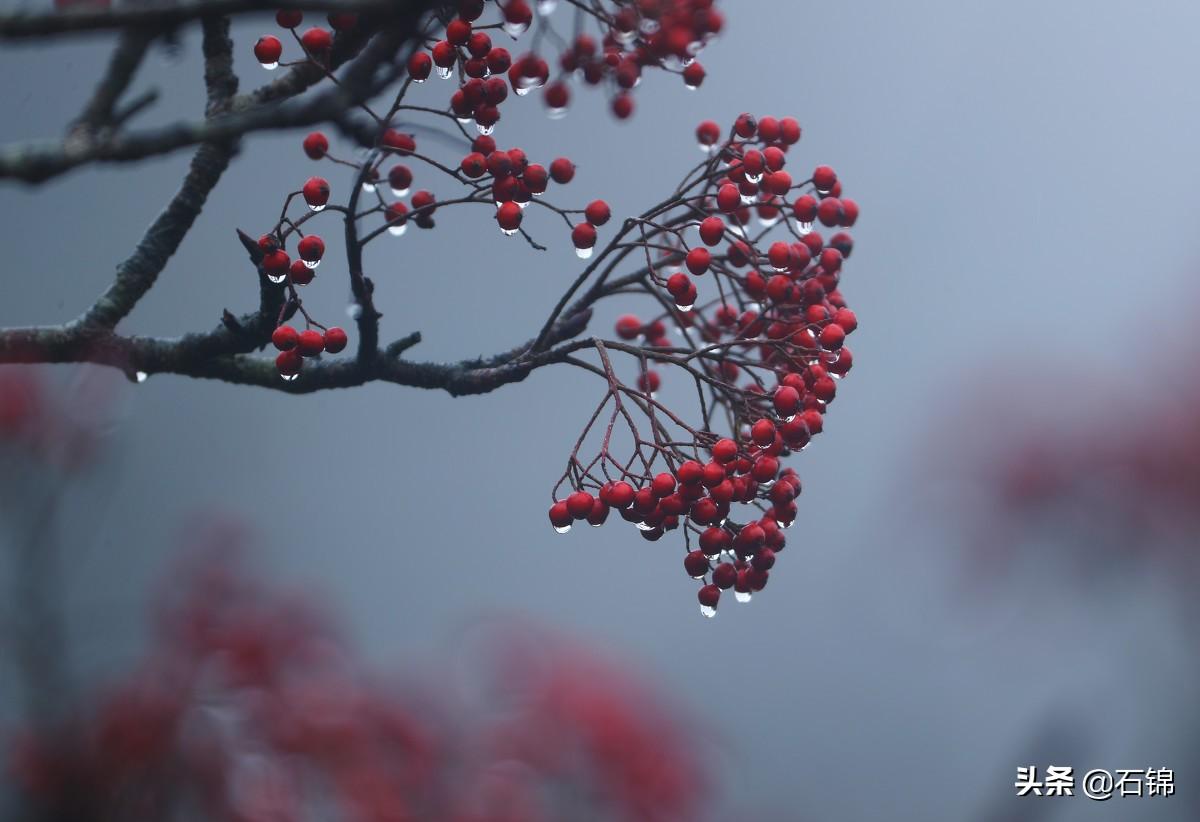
[2,1,1199,819]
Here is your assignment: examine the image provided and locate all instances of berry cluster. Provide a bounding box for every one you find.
[7,541,708,821]
[244,5,862,617]
[548,112,861,618]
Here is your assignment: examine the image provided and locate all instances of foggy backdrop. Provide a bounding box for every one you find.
[2,1,1199,819]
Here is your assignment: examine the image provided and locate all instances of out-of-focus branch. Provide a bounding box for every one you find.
[0,3,437,183]
[0,0,413,39]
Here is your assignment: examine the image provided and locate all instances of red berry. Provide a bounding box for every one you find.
[299,27,332,56]
[549,501,572,531]
[751,419,776,447]
[271,325,298,351]
[585,200,611,227]
[699,526,731,556]
[611,93,634,120]
[779,117,802,145]
[751,456,779,483]
[446,18,471,46]
[275,10,302,28]
[615,314,641,340]
[716,184,740,213]
[651,472,677,498]
[812,165,837,192]
[685,247,711,276]
[254,35,283,66]
[297,235,324,262]
[817,197,843,227]
[696,120,721,147]
[549,157,575,184]
[382,129,416,155]
[774,386,801,417]
[682,61,706,88]
[698,216,725,246]
[752,548,776,571]
[496,201,522,233]
[302,176,330,208]
[408,51,432,80]
[323,327,348,354]
[276,349,302,377]
[712,438,738,464]
[603,480,635,509]
[387,165,413,193]
[460,152,487,178]
[566,490,594,519]
[713,563,737,589]
[684,551,710,579]
[698,584,720,613]
[792,194,818,223]
[636,370,660,394]
[302,131,328,160]
[571,222,597,250]
[288,259,314,286]
[297,329,324,357]
[262,249,290,277]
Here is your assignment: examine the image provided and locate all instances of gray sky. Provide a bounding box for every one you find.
[2,1,1199,819]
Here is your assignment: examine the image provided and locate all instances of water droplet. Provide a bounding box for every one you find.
[640,18,661,35]
[281,372,299,382]
[476,122,494,135]
[266,273,287,284]
[700,604,717,618]
[502,20,529,38]
[500,227,518,237]
[676,303,694,313]
[361,181,376,193]
[456,116,472,125]
[757,213,780,228]
[347,303,363,319]
[546,107,567,120]
[795,220,814,235]
[514,85,532,97]
[436,65,453,79]
[309,203,326,213]
[304,259,319,269]
[387,223,407,237]
[391,186,410,197]
[135,371,148,383]
[554,524,571,534]
[739,193,755,206]
[614,28,636,46]
[697,142,716,154]
[635,521,655,531]
[687,40,704,56]
[536,0,558,14]
[735,591,752,604]
[412,77,426,84]
[816,186,832,196]
[262,61,279,71]
[746,172,763,184]
[516,200,529,210]
[589,521,603,528]
[575,246,594,260]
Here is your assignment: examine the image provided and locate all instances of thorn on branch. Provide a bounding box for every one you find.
[236,228,263,262]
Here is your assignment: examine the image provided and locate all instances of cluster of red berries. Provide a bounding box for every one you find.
[400,0,718,123]
[550,112,861,617]
[7,544,708,821]
[251,228,350,379]
[245,2,729,383]
[252,10,355,70]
